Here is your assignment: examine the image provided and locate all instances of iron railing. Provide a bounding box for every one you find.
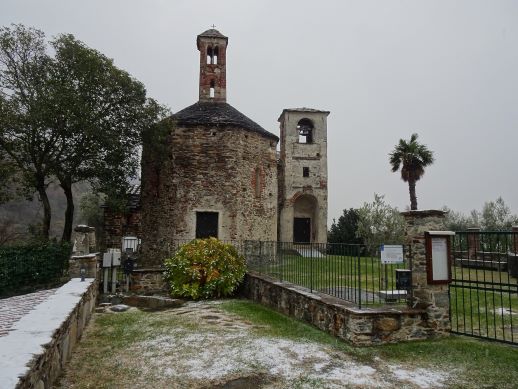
[450,231,518,344]
[244,241,409,308]
[102,239,410,308]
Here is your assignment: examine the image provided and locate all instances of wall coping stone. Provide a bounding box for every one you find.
[0,278,96,388]
[400,210,446,217]
[132,268,165,273]
[70,253,99,260]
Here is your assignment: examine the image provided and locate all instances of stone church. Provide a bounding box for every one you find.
[133,29,329,266]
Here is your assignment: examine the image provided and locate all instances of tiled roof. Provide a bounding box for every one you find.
[173,101,278,141]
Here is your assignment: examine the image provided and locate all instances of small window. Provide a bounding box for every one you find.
[209,79,215,98]
[303,167,309,177]
[297,118,314,144]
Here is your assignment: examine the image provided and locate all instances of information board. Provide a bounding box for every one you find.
[431,237,449,281]
[425,231,454,284]
[380,244,404,264]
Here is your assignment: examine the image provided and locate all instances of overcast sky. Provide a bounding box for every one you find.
[2,0,517,223]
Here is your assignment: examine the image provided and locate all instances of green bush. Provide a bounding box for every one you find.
[0,242,71,297]
[164,238,246,300]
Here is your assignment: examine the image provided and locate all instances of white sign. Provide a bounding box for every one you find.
[102,252,112,268]
[431,237,449,281]
[380,244,404,264]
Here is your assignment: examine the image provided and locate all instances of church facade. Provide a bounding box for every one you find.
[138,29,329,266]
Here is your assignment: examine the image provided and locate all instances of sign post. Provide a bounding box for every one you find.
[380,244,404,292]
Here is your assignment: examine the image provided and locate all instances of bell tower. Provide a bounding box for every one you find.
[197,28,228,102]
[278,108,330,243]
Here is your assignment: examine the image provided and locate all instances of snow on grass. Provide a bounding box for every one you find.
[388,365,451,388]
[132,321,383,387]
[122,303,456,388]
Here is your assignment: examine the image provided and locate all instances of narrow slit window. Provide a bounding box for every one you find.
[210,79,215,98]
[213,46,219,64]
[207,46,213,64]
[303,167,309,177]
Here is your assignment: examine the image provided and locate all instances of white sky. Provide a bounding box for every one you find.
[2,0,517,223]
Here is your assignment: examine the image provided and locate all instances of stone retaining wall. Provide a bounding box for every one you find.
[130,268,168,293]
[242,272,441,346]
[0,279,98,389]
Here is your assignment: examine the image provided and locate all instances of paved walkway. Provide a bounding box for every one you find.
[0,289,57,337]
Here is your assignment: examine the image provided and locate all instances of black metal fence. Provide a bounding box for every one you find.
[103,239,409,308]
[244,241,410,308]
[450,231,518,344]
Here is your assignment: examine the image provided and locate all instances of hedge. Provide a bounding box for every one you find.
[0,242,71,297]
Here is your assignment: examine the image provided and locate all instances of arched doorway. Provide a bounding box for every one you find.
[293,194,318,243]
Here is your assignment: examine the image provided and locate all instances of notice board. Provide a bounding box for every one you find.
[425,232,454,284]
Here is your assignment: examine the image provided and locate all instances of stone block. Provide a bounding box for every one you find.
[374,317,400,332]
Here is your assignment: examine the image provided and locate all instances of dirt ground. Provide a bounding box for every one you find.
[57,300,454,389]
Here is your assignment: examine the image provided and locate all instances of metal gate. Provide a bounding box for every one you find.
[449,230,518,344]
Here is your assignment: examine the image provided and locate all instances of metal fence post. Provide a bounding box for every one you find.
[357,245,362,309]
[310,246,314,293]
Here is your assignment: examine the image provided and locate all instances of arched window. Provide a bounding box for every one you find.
[255,167,261,197]
[297,118,314,144]
[213,46,219,64]
[206,46,213,64]
[210,79,215,98]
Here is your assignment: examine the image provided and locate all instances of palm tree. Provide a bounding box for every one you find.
[389,133,434,210]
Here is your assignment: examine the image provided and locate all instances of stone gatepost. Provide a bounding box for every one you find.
[401,210,451,335]
[73,225,96,255]
[70,225,99,279]
[467,227,481,259]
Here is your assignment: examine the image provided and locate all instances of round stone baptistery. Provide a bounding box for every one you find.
[139,29,279,267]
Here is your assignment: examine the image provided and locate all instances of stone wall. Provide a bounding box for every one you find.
[242,272,438,346]
[102,207,141,251]
[140,125,278,267]
[130,269,168,293]
[0,279,98,389]
[401,210,450,335]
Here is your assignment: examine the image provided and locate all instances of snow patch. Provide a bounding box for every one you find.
[133,327,383,387]
[388,365,450,388]
[0,279,95,389]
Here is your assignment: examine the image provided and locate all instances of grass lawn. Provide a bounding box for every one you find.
[252,253,518,339]
[57,299,518,389]
[221,300,518,388]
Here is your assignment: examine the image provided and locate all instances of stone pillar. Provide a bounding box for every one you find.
[401,210,450,335]
[70,225,98,279]
[73,225,96,255]
[69,254,99,278]
[467,227,480,259]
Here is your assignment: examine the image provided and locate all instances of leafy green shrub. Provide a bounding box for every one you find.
[163,238,246,299]
[0,242,71,297]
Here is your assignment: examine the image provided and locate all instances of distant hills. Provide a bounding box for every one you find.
[0,182,89,242]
